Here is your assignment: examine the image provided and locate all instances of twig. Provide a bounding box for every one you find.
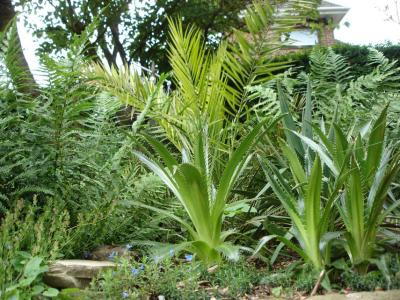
[310,269,326,297]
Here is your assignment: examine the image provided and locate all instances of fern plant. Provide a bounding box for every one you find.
[308,47,400,126]
[251,47,400,131]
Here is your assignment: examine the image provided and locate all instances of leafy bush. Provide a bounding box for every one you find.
[299,107,400,272]
[1,253,59,299]
[254,82,346,271]
[0,22,174,258]
[0,199,69,298]
[274,43,400,77]
[254,73,400,275]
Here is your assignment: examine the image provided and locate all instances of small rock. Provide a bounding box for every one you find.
[308,289,400,300]
[198,280,211,287]
[207,265,218,274]
[218,287,229,295]
[44,259,116,289]
[176,281,185,289]
[87,245,132,261]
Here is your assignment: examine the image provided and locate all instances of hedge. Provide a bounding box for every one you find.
[274,43,400,77]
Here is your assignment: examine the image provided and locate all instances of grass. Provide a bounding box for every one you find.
[55,253,400,299]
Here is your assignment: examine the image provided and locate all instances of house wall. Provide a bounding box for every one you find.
[318,24,335,46]
[272,23,336,56]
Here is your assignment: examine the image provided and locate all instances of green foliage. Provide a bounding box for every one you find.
[1,253,59,300]
[84,257,263,299]
[342,271,386,292]
[298,107,400,271]
[92,0,320,154]
[91,2,321,265]
[254,71,400,275]
[303,47,400,125]
[0,199,68,298]
[16,0,252,72]
[257,153,343,270]
[0,19,173,257]
[269,46,400,132]
[0,14,38,95]
[1,0,400,297]
[134,118,273,263]
[273,43,400,77]
[255,82,345,271]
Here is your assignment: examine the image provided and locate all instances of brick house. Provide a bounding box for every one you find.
[279,1,349,53]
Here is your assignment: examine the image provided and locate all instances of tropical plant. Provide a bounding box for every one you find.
[274,94,400,272]
[116,0,319,263]
[133,118,278,264]
[90,1,321,198]
[257,144,352,271]
[252,66,400,272]
[302,106,400,272]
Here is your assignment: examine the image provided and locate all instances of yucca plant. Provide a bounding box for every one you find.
[289,104,400,272]
[256,148,347,271]
[133,118,277,264]
[311,107,400,272]
[254,80,346,271]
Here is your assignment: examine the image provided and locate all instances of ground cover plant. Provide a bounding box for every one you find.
[1,0,400,299]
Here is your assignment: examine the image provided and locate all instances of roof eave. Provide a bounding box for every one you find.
[318,7,349,23]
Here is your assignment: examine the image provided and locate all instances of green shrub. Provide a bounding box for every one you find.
[342,271,385,291]
[274,43,400,77]
[0,199,69,297]
[0,27,170,258]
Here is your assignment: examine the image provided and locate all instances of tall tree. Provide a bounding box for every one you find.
[18,0,250,73]
[0,0,38,95]
[127,0,251,73]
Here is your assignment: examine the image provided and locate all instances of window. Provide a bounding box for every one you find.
[282,30,319,46]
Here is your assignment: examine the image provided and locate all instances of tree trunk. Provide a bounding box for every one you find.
[0,0,39,96]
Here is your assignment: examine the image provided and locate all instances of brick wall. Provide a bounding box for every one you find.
[318,25,336,46]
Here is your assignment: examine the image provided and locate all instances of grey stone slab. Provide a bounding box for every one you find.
[43,259,116,289]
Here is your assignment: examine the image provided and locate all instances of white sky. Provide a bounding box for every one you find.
[17,0,400,80]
